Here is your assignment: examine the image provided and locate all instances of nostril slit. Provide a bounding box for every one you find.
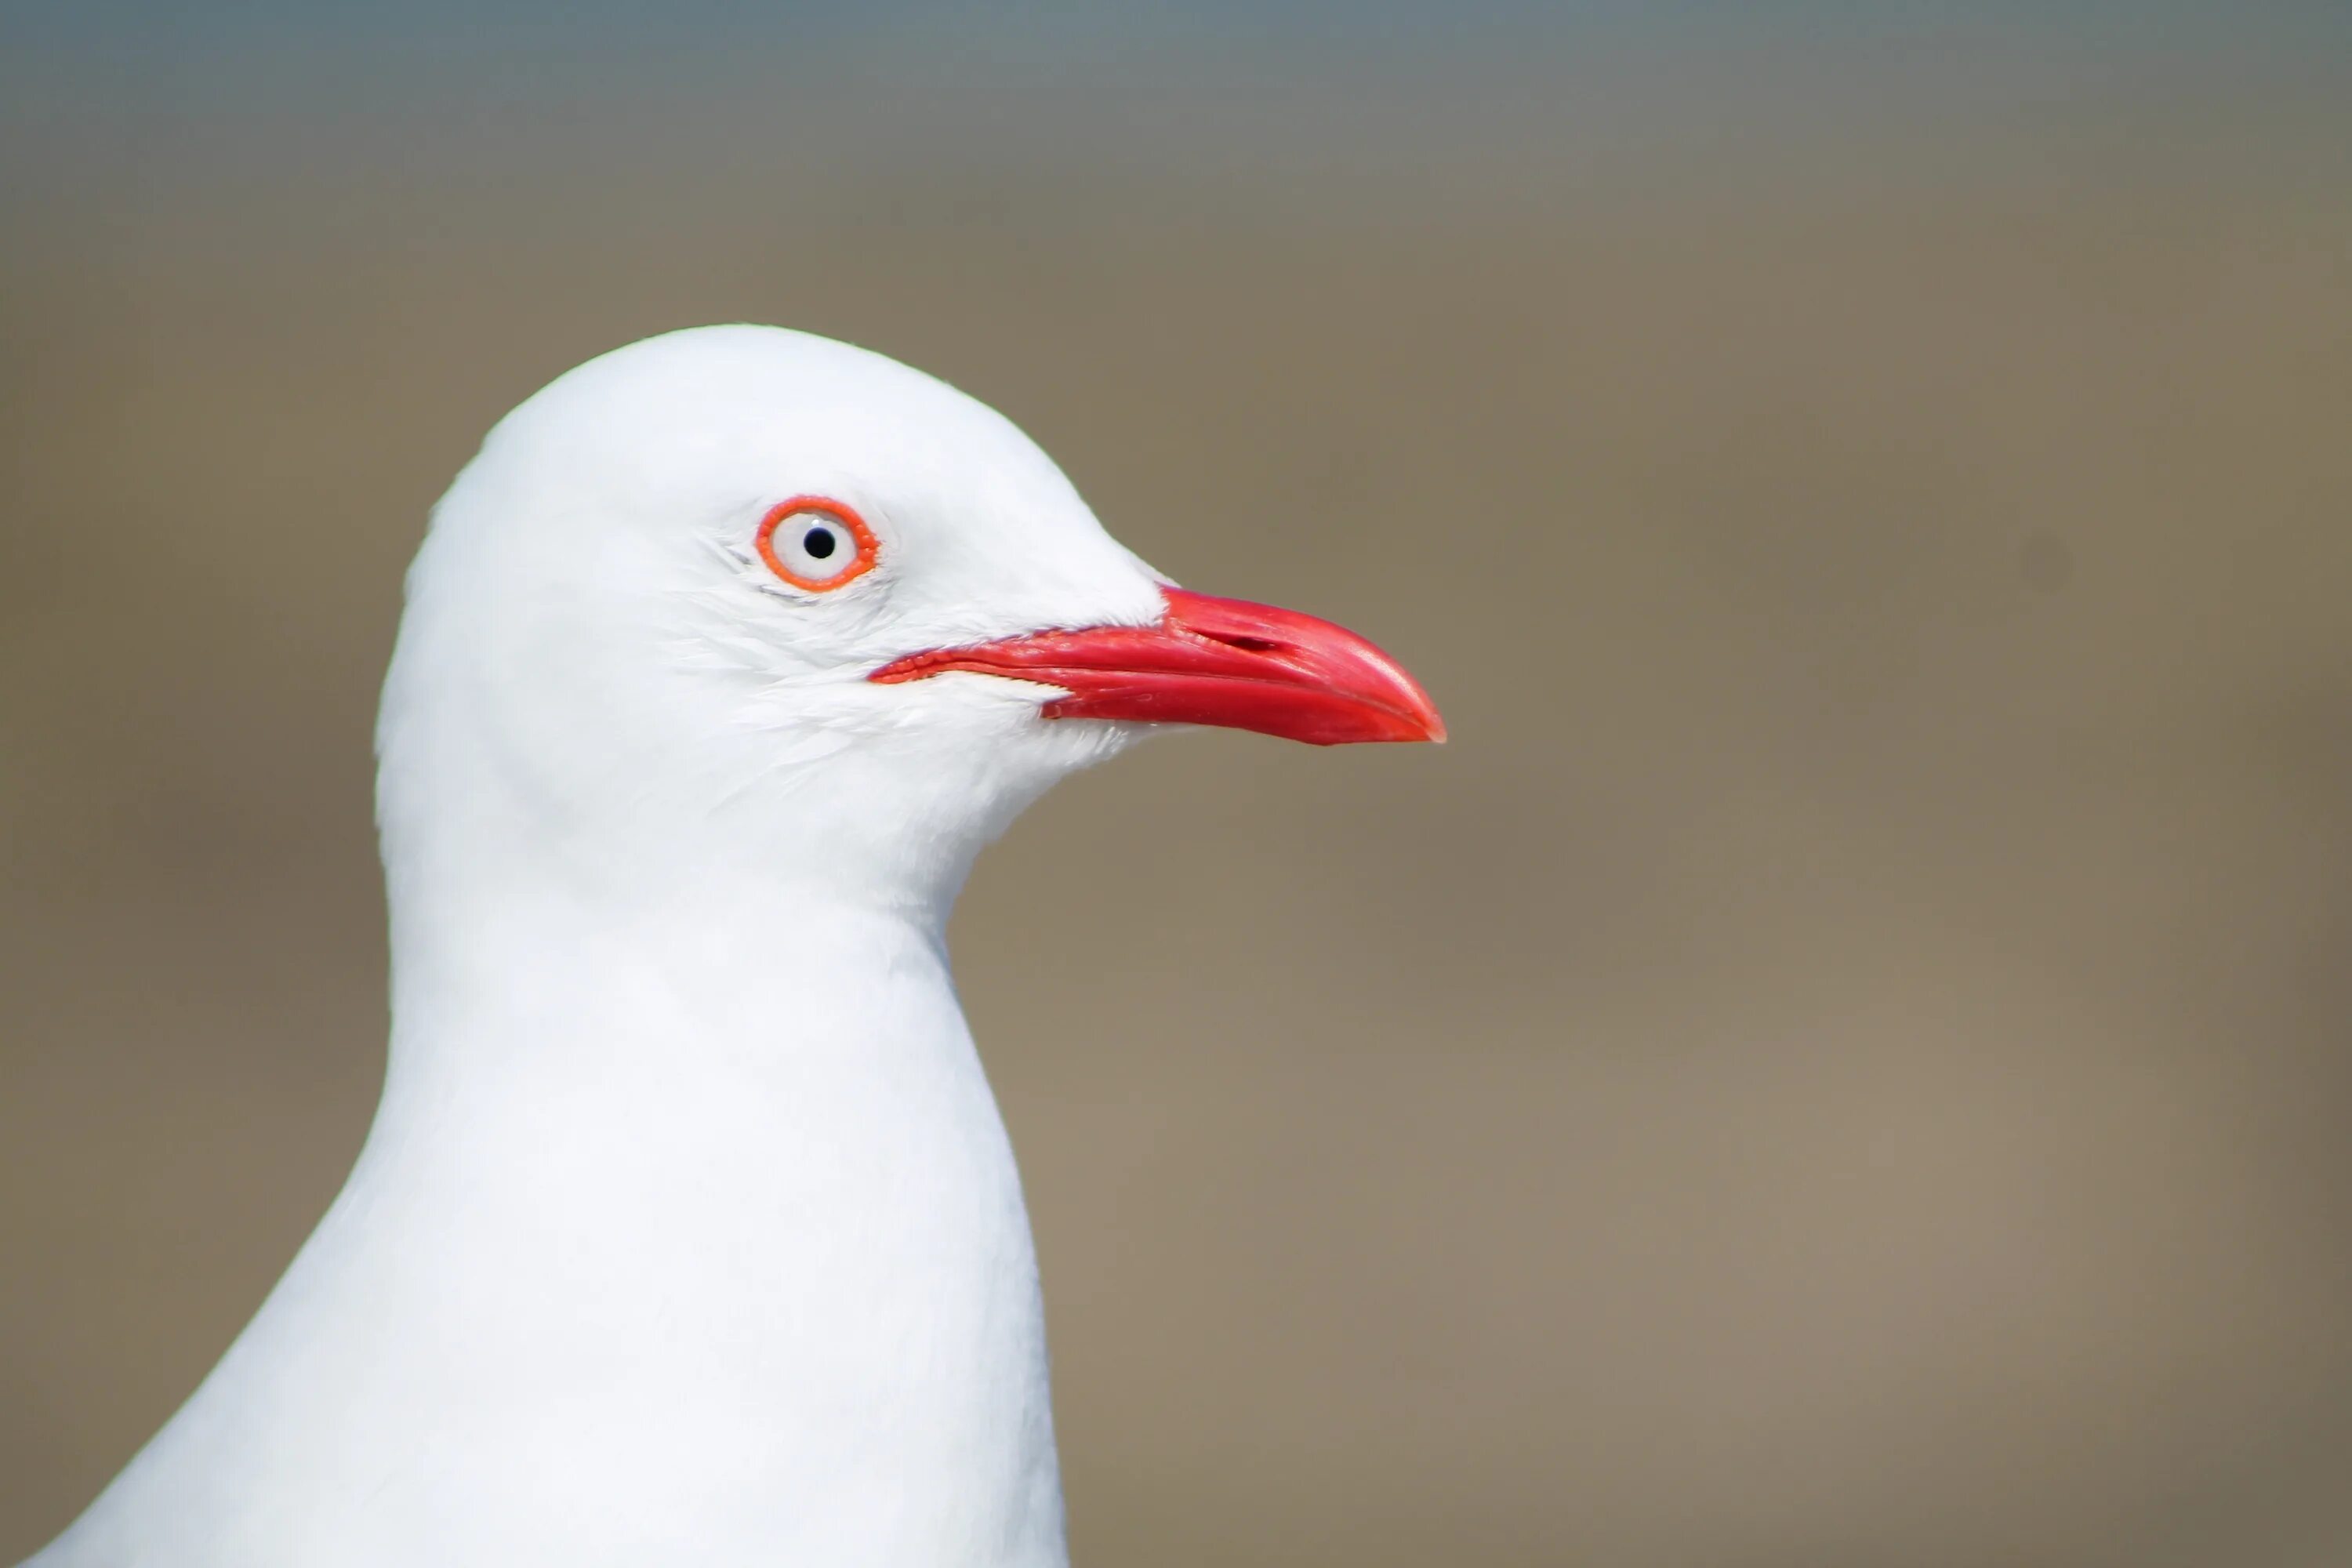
[1209,632,1283,654]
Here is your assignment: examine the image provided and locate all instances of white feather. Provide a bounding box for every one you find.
[31,326,1178,1568]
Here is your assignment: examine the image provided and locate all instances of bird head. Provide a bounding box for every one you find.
[378,325,1441,913]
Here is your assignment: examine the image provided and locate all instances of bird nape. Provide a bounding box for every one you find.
[27,325,1442,1568]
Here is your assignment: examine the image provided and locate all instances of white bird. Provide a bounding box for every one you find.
[27,325,1442,1568]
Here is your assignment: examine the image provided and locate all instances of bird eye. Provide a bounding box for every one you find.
[755,497,880,593]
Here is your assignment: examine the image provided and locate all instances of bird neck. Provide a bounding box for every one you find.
[330,804,1069,1559]
[377,830,963,1108]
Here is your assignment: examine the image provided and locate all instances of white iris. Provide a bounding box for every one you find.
[774,513,857,583]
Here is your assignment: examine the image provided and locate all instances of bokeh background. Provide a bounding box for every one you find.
[5,4,2351,1563]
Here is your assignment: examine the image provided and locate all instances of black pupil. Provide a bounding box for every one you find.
[801,525,837,561]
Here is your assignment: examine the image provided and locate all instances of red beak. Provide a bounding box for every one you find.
[869,587,1445,746]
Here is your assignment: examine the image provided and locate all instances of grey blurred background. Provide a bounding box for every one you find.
[5,4,2351,1564]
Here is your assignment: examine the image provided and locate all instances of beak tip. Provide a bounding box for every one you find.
[1387,677,1446,746]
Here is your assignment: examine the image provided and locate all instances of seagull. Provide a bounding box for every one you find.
[27,325,1442,1568]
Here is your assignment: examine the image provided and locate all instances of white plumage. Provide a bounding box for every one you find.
[29,326,1438,1568]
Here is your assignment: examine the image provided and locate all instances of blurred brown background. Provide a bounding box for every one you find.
[5,9,2351,1565]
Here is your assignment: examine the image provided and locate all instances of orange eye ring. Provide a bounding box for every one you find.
[755,495,880,593]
